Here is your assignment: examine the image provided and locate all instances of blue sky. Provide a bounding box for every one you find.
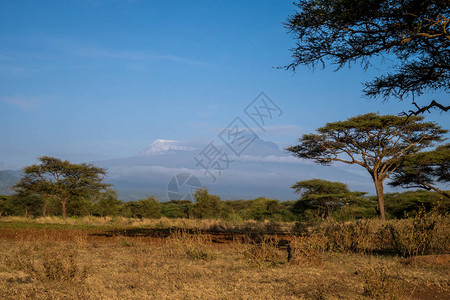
[1,0,449,170]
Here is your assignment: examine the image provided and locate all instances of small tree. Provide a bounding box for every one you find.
[389,144,450,198]
[0,195,11,216]
[161,200,192,218]
[287,113,446,220]
[93,189,123,217]
[246,197,283,221]
[121,201,140,218]
[190,188,221,219]
[137,196,161,219]
[291,179,352,218]
[14,156,109,219]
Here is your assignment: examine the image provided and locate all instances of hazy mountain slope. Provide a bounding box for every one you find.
[0,170,21,195]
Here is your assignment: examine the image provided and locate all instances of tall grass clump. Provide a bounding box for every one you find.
[164,230,214,260]
[2,243,88,282]
[359,262,408,299]
[319,219,375,254]
[379,207,449,257]
[242,236,287,267]
[289,233,328,265]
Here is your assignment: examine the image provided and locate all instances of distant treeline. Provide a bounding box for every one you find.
[1,188,448,221]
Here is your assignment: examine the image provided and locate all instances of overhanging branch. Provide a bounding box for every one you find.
[401,100,450,117]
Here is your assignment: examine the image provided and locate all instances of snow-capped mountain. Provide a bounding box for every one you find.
[138,139,196,156]
[93,138,373,201]
[0,138,377,201]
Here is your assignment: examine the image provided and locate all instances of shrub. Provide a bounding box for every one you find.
[41,250,87,281]
[320,219,373,254]
[190,188,222,219]
[379,207,447,257]
[360,263,407,299]
[165,230,214,260]
[289,233,328,265]
[243,236,286,267]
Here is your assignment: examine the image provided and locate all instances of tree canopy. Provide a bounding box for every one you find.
[291,179,352,217]
[287,113,447,220]
[13,156,109,219]
[389,144,450,198]
[190,188,222,219]
[285,0,450,114]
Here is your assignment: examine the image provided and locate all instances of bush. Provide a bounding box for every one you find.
[242,236,287,267]
[137,197,161,218]
[289,233,328,265]
[360,263,407,299]
[379,207,448,257]
[190,188,221,219]
[42,250,88,281]
[165,230,214,260]
[320,219,373,254]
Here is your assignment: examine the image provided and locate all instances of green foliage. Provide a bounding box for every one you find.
[137,197,161,219]
[244,198,284,221]
[390,144,450,198]
[161,200,192,218]
[287,113,447,220]
[190,188,221,219]
[383,190,450,219]
[290,179,376,220]
[220,198,294,221]
[93,190,122,217]
[0,195,12,216]
[67,197,93,217]
[13,156,109,219]
[8,194,43,217]
[285,0,450,113]
[291,179,352,218]
[332,196,378,221]
[120,201,139,218]
[121,197,161,219]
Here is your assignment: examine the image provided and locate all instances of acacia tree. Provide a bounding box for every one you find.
[14,156,109,219]
[389,144,450,198]
[286,113,446,220]
[291,179,353,218]
[285,0,450,114]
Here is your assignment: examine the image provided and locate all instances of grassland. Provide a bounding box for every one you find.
[0,216,448,299]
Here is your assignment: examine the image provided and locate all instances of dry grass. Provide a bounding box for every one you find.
[0,216,449,299]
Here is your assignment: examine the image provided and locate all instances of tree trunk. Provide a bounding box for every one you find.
[374,179,386,221]
[42,199,47,217]
[62,198,67,219]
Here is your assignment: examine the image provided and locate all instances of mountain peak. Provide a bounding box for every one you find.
[138,139,195,156]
